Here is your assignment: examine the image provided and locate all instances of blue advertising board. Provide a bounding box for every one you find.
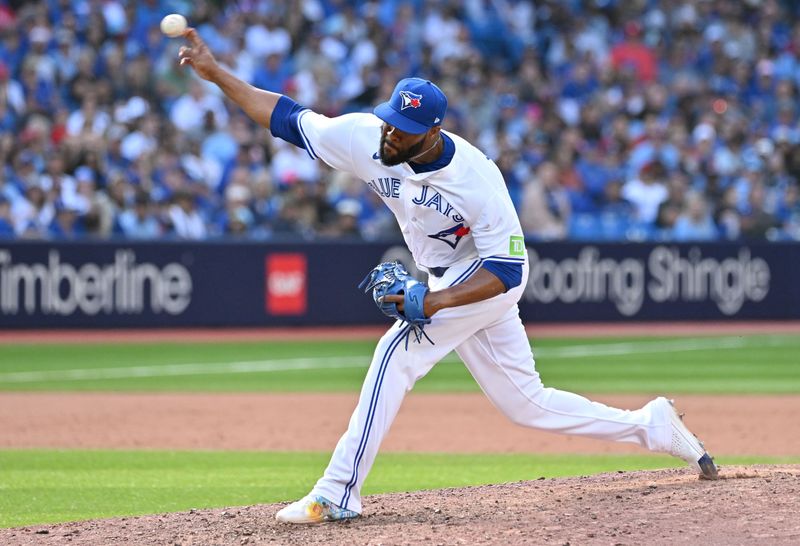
[0,241,796,328]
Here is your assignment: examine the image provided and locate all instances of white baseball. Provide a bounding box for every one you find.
[160,14,187,38]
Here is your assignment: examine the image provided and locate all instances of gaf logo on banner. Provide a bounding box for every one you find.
[265,254,307,315]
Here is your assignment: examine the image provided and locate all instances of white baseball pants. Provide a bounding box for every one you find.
[311,260,672,513]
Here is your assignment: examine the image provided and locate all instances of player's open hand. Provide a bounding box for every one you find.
[178,28,218,81]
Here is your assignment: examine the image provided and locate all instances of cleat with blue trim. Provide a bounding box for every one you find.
[659,397,719,480]
[275,494,360,524]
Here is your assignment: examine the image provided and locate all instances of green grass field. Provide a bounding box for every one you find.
[1,450,795,528]
[1,333,798,528]
[1,334,798,393]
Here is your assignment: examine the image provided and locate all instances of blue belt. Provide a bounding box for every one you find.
[428,266,449,278]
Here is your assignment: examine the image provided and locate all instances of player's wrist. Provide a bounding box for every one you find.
[205,62,229,84]
[424,292,447,317]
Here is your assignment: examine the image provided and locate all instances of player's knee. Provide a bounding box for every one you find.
[499,385,550,426]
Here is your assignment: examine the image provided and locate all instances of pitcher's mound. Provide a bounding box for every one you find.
[3,465,799,545]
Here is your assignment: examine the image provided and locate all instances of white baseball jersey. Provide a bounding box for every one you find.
[270,102,677,515]
[295,111,527,274]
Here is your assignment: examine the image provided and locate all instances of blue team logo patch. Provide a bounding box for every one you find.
[427,223,471,249]
[399,90,423,110]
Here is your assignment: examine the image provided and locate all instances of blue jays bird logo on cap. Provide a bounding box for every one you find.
[399,90,423,110]
[374,77,447,134]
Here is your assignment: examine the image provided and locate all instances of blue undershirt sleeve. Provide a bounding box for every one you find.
[269,95,309,150]
[481,260,523,292]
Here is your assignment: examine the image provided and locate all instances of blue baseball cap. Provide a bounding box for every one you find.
[373,78,448,134]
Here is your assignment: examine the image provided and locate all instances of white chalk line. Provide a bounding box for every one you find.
[0,357,367,383]
[0,336,794,384]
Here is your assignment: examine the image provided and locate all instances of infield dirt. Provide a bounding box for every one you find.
[1,393,799,456]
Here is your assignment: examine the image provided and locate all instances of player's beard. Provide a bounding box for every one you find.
[378,133,427,166]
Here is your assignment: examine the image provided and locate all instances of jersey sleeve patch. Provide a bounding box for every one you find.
[509,235,525,257]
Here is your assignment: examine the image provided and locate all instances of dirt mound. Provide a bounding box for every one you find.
[4,393,799,456]
[3,465,798,545]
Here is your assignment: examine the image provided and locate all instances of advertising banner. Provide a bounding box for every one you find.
[0,241,796,328]
[519,243,792,321]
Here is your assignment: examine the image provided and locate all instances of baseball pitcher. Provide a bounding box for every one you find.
[177,28,718,524]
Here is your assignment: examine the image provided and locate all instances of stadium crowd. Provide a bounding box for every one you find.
[1,0,799,242]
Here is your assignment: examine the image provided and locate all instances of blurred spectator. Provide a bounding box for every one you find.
[170,78,229,133]
[672,192,718,241]
[66,49,101,107]
[252,53,292,95]
[47,200,83,239]
[270,139,321,188]
[224,205,255,238]
[120,114,159,162]
[0,61,24,117]
[715,186,743,240]
[780,183,800,239]
[245,13,292,60]
[628,115,680,178]
[655,172,689,231]
[167,190,206,240]
[740,181,779,239]
[52,29,79,85]
[0,195,14,237]
[72,167,115,237]
[319,198,363,239]
[519,161,571,240]
[25,25,56,83]
[623,161,669,225]
[12,184,53,237]
[219,177,255,236]
[610,21,657,83]
[600,179,635,217]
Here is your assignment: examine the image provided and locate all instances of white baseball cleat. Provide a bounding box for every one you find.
[657,397,719,480]
[275,494,360,524]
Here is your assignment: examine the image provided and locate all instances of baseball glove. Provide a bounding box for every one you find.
[358,261,433,348]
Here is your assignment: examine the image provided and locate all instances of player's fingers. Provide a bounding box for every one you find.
[178,46,190,56]
[184,28,201,45]
[383,295,403,304]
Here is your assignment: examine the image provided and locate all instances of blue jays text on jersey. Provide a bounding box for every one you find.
[411,185,465,223]
[366,177,401,199]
